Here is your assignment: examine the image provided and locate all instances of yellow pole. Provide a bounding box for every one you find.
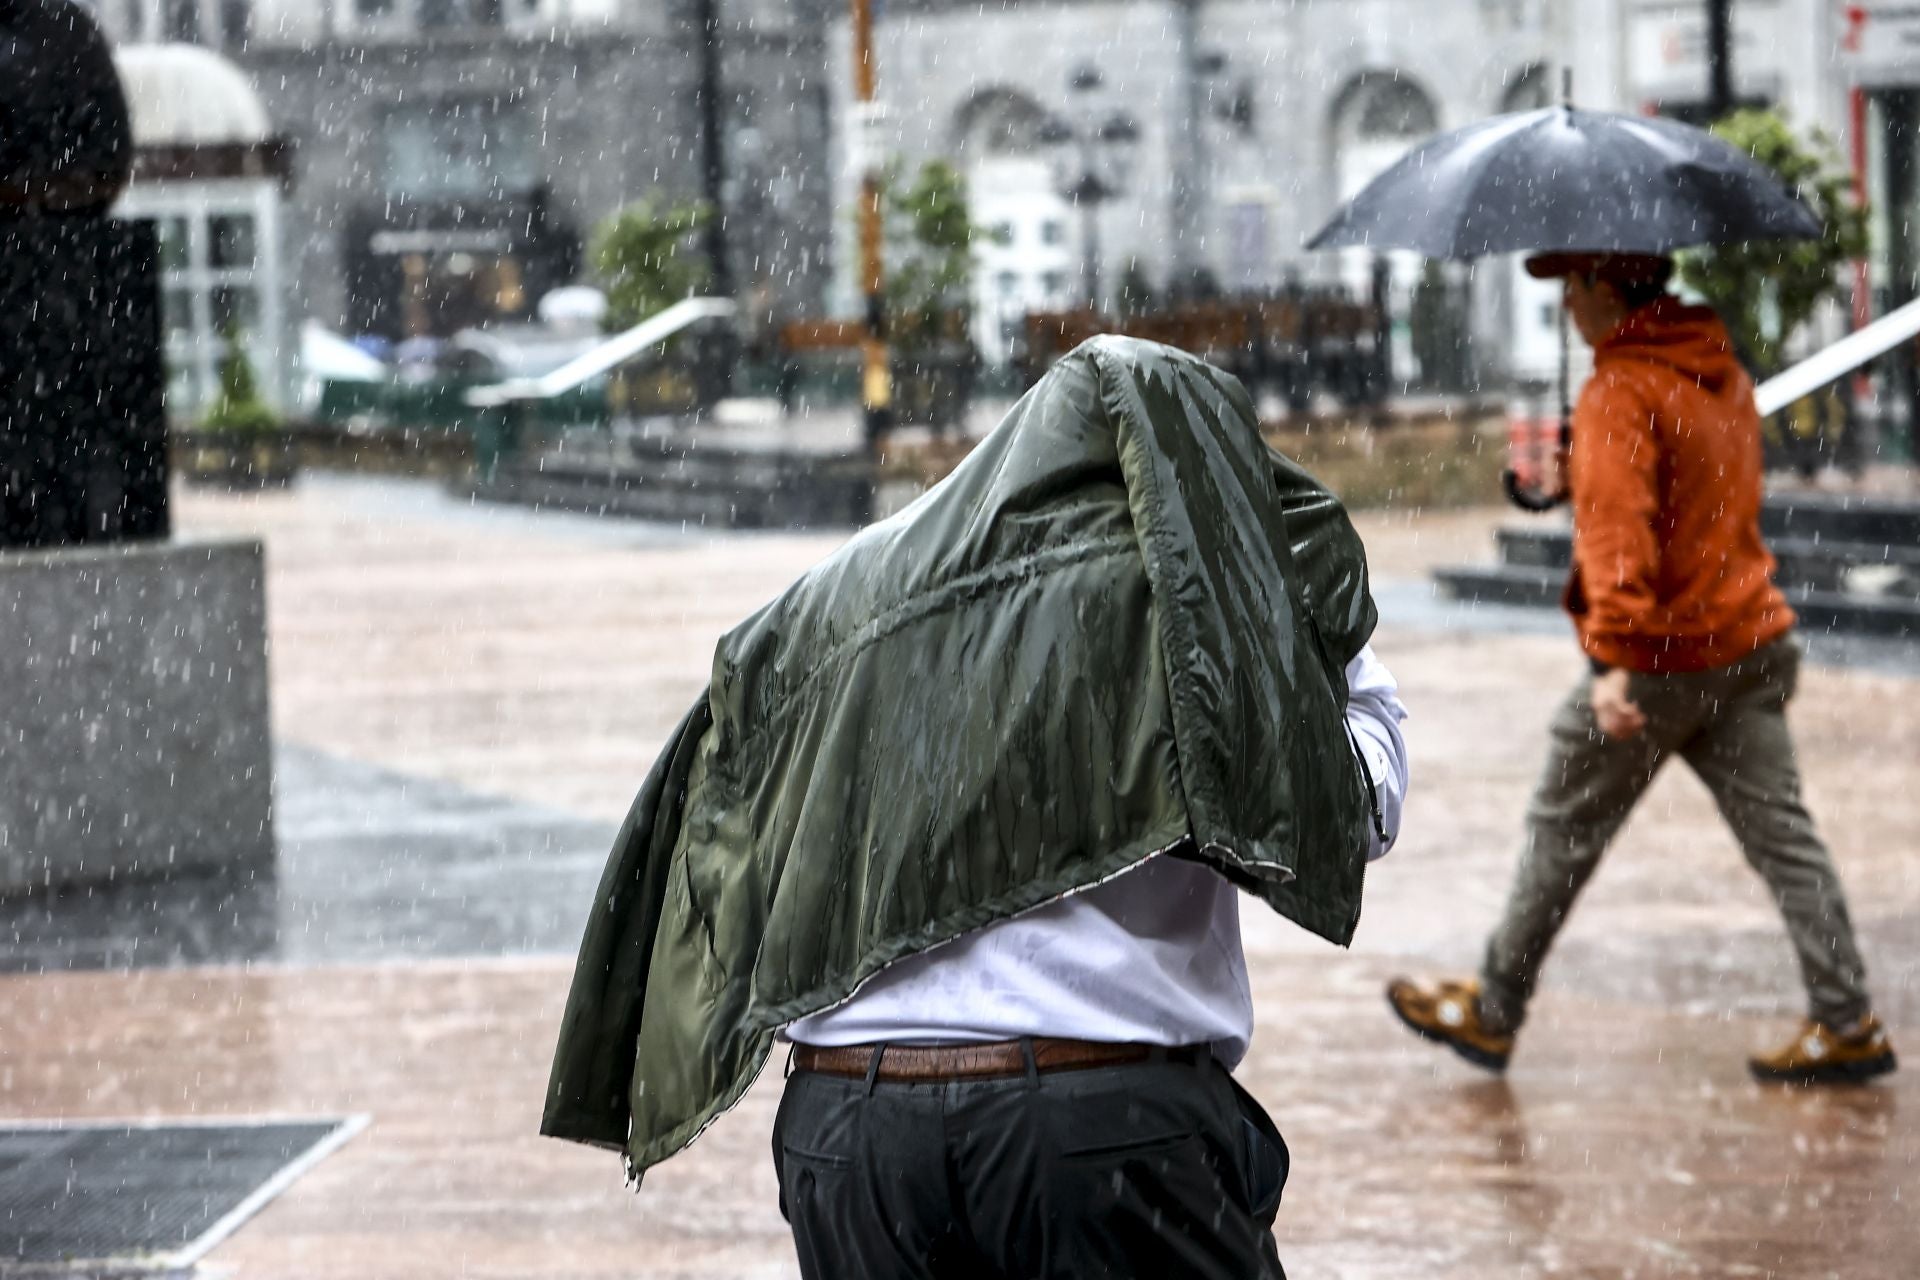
[852,0,890,450]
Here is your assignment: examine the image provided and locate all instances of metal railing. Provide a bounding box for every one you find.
[464,296,737,409]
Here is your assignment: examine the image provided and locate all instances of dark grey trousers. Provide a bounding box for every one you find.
[1480,634,1873,1032]
[772,1049,1289,1279]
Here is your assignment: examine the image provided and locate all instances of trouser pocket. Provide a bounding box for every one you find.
[1225,1072,1289,1223]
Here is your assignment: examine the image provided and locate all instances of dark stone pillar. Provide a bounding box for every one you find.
[0,0,168,549]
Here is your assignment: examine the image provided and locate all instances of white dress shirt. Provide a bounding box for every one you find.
[786,645,1410,1067]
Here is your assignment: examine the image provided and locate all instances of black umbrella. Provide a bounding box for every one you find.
[1307,105,1821,509]
[1305,105,1820,257]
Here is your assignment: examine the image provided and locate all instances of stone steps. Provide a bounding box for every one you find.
[472,439,874,530]
[1757,492,1920,545]
[1495,527,1920,598]
[1435,495,1920,643]
[1434,563,1920,641]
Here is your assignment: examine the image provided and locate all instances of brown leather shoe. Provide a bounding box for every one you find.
[1385,977,1514,1072]
[1749,1015,1897,1085]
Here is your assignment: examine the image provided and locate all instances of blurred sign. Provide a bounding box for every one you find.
[1627,0,1785,97]
[369,228,510,254]
[1840,2,1920,83]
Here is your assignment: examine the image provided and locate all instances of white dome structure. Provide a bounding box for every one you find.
[114,44,274,149]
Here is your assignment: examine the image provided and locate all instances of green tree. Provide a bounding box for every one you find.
[1676,109,1869,376]
[881,159,978,349]
[202,319,279,435]
[591,198,712,332]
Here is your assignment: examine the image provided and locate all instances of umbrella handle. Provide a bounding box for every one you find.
[1499,274,1578,512]
[1502,468,1569,512]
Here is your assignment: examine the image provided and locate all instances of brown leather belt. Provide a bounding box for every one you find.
[790,1037,1206,1082]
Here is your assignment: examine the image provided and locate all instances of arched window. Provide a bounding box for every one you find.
[949,87,1054,158]
[951,89,1075,364]
[1332,73,1440,198]
[1500,63,1552,115]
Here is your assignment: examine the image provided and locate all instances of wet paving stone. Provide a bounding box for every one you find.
[0,745,616,974]
[0,480,1912,1277]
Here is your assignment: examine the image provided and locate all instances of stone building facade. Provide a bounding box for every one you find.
[833,0,1566,371]
[86,0,837,340]
[77,0,1920,403]
[87,0,1574,366]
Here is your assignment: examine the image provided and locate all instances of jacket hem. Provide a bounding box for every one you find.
[627,1031,778,1180]
[537,1115,627,1154]
[744,814,1211,1032]
[1578,609,1797,674]
[621,816,1306,1178]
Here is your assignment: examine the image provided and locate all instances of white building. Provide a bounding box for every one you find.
[112,43,294,419]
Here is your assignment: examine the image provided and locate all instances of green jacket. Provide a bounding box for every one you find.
[542,336,1380,1179]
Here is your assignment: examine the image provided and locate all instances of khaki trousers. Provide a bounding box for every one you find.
[1479,635,1872,1032]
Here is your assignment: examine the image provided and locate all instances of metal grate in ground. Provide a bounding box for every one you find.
[0,1117,363,1274]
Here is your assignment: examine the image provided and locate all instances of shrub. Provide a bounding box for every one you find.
[201,320,280,435]
[1677,110,1868,376]
[591,198,712,333]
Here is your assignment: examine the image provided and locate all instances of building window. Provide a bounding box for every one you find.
[356,0,398,14]
[1039,220,1065,246]
[209,214,258,271]
[163,0,201,42]
[221,0,251,45]
[382,99,536,199]
[1041,270,1067,296]
[420,0,506,26]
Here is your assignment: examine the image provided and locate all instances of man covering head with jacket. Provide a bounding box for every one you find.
[1388,252,1896,1085]
[775,646,1406,1279]
[543,338,1410,1278]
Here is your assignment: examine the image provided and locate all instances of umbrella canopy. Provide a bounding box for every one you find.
[1306,106,1821,259]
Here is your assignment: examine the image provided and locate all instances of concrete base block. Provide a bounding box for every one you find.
[0,538,274,895]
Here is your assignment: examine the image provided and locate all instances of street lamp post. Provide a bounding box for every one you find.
[851,0,891,451]
[1170,0,1204,290]
[1706,0,1733,121]
[694,0,731,300]
[1043,66,1139,311]
[692,0,735,405]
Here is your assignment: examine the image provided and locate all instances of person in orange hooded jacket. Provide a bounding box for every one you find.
[1388,252,1895,1084]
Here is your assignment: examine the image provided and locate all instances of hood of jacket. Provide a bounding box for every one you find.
[1597,296,1745,393]
[540,336,1380,1180]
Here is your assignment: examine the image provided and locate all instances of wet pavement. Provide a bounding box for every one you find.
[3,475,1916,1278]
[0,745,615,974]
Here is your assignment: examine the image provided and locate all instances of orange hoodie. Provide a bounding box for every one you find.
[1563,296,1795,674]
